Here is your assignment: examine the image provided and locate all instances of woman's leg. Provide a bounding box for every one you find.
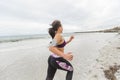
[66,69,73,80]
[52,57,74,80]
[46,56,73,80]
[46,56,57,80]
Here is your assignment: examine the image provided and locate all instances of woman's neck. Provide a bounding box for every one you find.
[56,31,62,34]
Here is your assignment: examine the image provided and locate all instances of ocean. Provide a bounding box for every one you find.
[0,34,51,43]
[0,33,75,43]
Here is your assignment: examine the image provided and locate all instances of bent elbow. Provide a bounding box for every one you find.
[49,46,52,51]
[49,46,55,52]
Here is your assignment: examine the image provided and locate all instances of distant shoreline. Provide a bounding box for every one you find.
[75,26,120,33]
[74,31,118,33]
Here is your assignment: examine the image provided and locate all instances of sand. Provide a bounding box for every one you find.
[0,33,119,80]
[87,34,120,80]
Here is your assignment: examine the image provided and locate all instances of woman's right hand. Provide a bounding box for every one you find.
[63,52,73,61]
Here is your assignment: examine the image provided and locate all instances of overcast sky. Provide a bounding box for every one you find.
[0,0,120,36]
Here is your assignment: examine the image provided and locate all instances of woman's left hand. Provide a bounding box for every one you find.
[70,35,74,41]
[66,35,74,44]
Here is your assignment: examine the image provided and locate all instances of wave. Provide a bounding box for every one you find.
[0,34,49,43]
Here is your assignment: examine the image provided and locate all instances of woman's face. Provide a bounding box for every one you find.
[58,26,63,33]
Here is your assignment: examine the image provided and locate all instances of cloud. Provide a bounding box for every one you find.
[0,0,120,36]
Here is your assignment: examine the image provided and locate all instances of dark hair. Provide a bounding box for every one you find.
[48,20,62,39]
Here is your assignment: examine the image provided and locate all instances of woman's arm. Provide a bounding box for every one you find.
[66,35,74,44]
[49,33,64,57]
[49,33,73,60]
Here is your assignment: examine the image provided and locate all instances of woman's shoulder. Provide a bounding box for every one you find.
[54,33,63,42]
[55,33,62,38]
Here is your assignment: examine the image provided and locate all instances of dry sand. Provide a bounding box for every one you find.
[87,34,120,80]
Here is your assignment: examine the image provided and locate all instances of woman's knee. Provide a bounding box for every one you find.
[66,65,74,72]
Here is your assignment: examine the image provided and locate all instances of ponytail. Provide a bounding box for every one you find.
[49,28,55,39]
[48,20,61,39]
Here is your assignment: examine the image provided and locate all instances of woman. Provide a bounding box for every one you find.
[46,20,74,80]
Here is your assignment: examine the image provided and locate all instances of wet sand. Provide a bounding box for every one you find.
[0,33,119,80]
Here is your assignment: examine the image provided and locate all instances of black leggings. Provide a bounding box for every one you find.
[46,55,73,80]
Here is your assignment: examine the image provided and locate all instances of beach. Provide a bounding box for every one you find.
[0,33,119,80]
[87,33,120,80]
